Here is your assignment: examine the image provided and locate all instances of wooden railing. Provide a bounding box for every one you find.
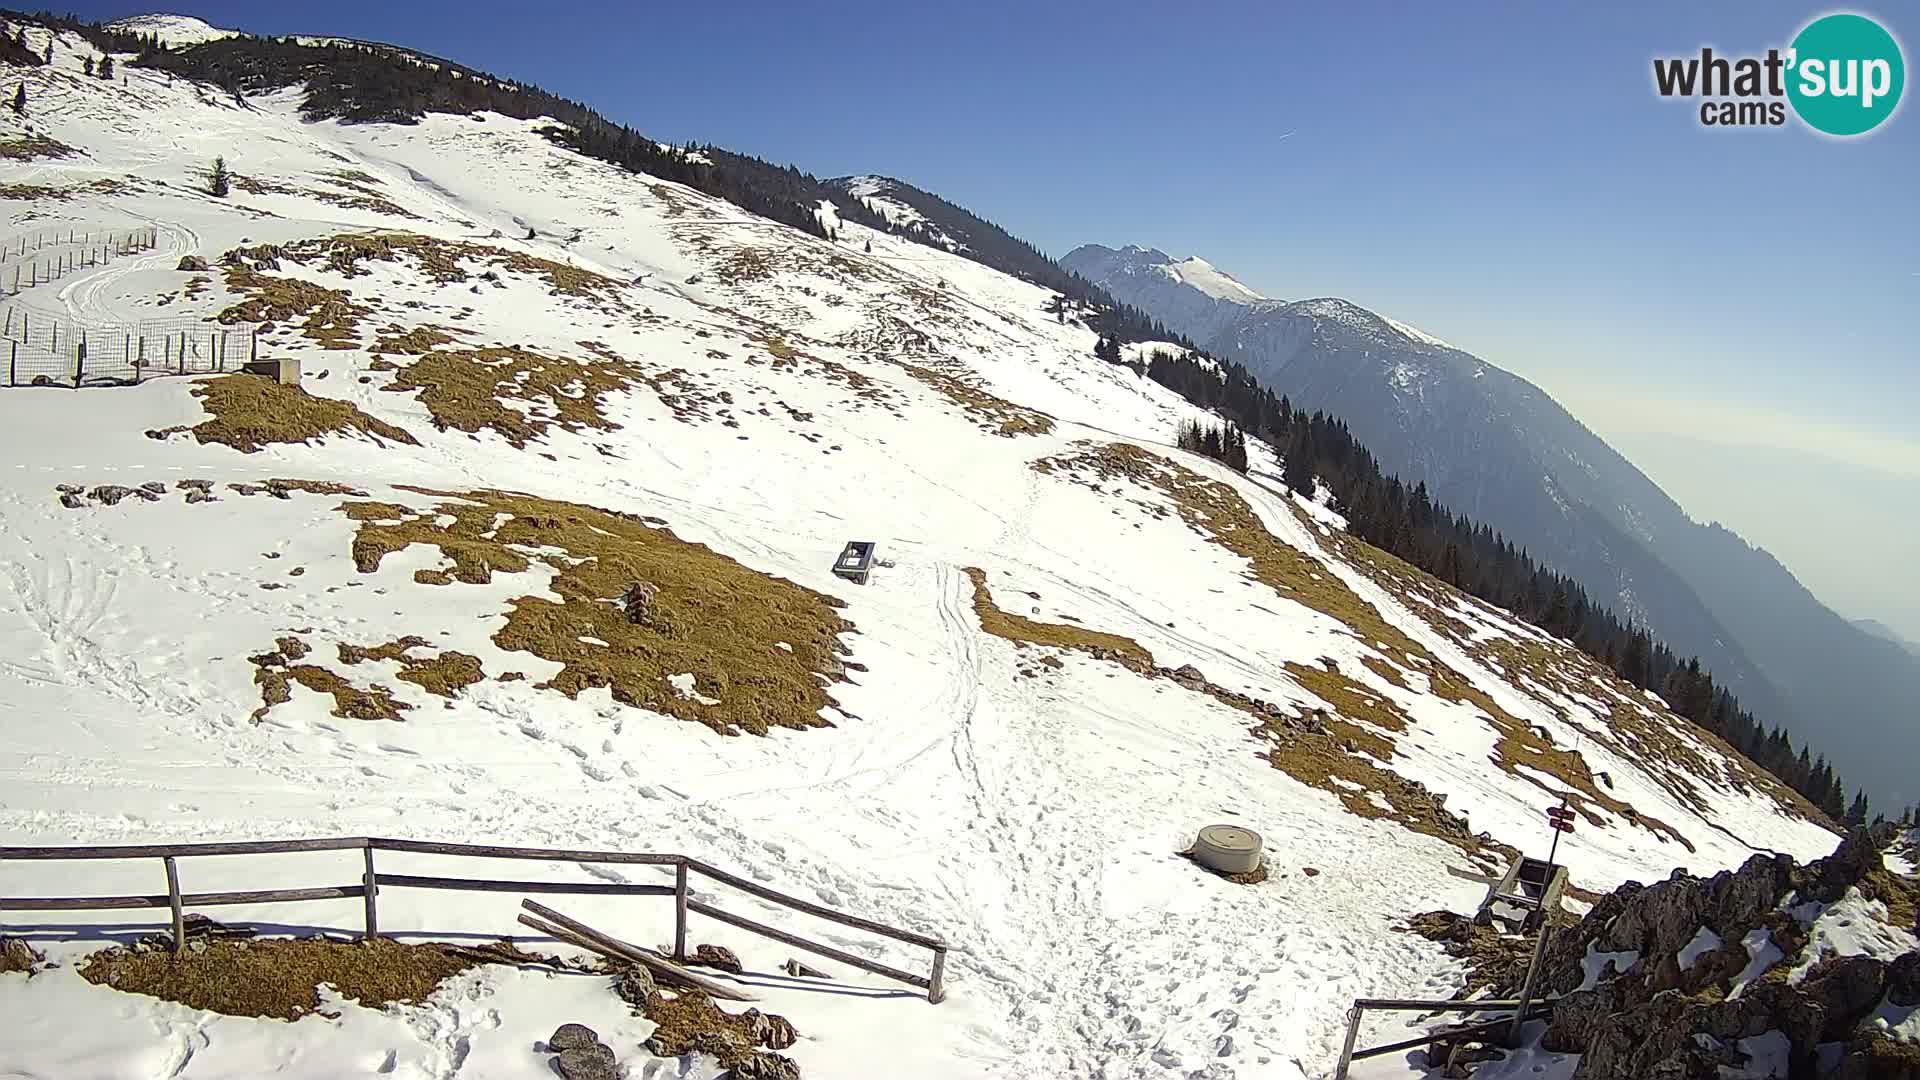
[0,836,948,1002]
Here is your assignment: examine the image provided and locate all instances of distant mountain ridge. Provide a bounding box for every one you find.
[1856,618,1920,657]
[1062,242,1920,808]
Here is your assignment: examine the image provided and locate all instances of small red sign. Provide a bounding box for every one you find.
[1550,820,1576,833]
[1546,806,1575,822]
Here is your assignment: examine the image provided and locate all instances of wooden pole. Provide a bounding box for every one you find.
[9,341,15,387]
[519,899,755,1000]
[1332,1003,1365,1080]
[673,859,688,962]
[362,846,378,939]
[1508,922,1554,1045]
[928,946,947,1004]
[164,857,184,956]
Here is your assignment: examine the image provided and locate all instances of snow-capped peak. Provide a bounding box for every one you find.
[104,13,239,46]
[1162,255,1266,304]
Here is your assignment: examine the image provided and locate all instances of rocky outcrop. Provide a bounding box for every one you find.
[1511,830,1918,1079]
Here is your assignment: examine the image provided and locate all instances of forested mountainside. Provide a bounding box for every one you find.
[1065,242,1920,817]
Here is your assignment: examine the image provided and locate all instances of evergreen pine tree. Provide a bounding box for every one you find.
[1846,789,1870,827]
[98,54,114,80]
[207,156,230,198]
[10,84,23,116]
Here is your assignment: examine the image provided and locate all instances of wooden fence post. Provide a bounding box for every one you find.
[673,859,689,962]
[8,341,15,387]
[74,334,85,388]
[213,333,221,372]
[164,856,185,956]
[928,946,947,1004]
[362,845,379,939]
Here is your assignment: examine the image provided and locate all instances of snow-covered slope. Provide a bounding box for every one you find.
[103,12,238,46]
[0,22,1845,1080]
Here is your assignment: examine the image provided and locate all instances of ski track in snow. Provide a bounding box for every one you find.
[0,22,1855,1080]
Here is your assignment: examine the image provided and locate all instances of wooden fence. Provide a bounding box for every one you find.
[0,836,948,1002]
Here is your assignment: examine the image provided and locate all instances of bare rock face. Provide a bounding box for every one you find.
[612,963,657,1008]
[1517,830,1912,1079]
[620,581,658,622]
[554,1044,618,1080]
[176,255,208,271]
[740,1008,798,1051]
[691,943,744,974]
[547,1023,601,1052]
[727,1052,802,1080]
[0,935,42,973]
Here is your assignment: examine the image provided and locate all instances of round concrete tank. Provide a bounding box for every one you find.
[1193,824,1263,874]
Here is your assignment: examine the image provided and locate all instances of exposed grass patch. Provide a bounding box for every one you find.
[0,182,72,200]
[963,566,1152,668]
[381,344,637,447]
[0,135,76,160]
[250,635,411,723]
[283,232,618,299]
[341,489,854,736]
[232,173,419,220]
[1862,867,1917,930]
[337,636,486,698]
[1403,910,1541,997]
[176,374,416,454]
[897,361,1054,436]
[79,937,480,1020]
[218,267,371,349]
[639,989,798,1073]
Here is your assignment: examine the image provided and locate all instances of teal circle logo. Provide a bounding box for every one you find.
[1787,13,1905,135]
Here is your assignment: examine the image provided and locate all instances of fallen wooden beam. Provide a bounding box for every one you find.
[517,899,754,1002]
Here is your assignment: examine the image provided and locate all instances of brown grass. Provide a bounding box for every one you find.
[381,344,637,447]
[1863,867,1918,931]
[1402,911,1541,997]
[79,937,480,1020]
[218,267,371,349]
[0,136,77,160]
[179,375,417,453]
[340,489,854,736]
[963,566,1153,667]
[281,232,618,299]
[232,173,419,219]
[250,636,411,723]
[337,637,486,698]
[897,361,1054,436]
[640,989,798,1073]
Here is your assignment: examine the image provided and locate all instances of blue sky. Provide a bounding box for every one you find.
[75,1,1920,636]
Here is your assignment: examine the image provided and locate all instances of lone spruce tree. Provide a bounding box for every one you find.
[10,85,24,116]
[98,55,114,80]
[208,156,231,198]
